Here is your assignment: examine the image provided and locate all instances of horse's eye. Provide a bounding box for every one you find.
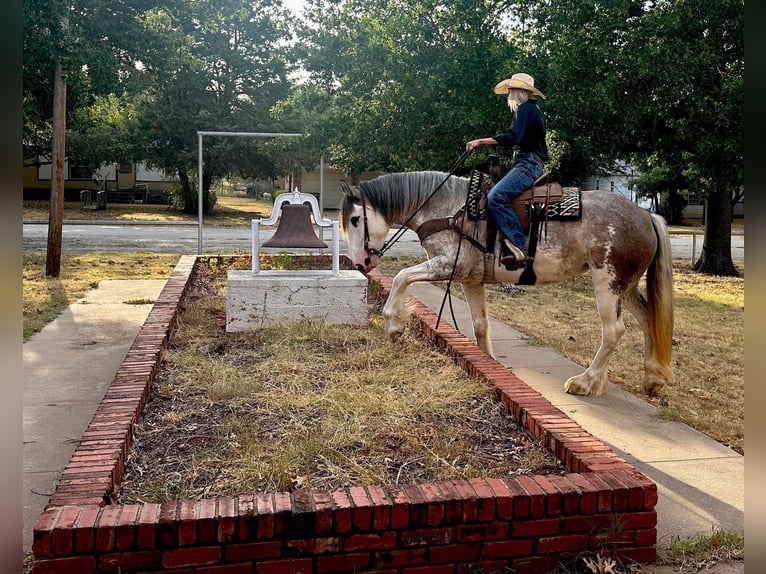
[350,216,360,228]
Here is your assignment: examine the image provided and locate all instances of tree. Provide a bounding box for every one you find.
[631,0,743,275]
[289,0,514,176]
[120,0,296,213]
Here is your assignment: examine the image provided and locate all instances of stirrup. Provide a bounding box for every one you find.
[500,239,527,270]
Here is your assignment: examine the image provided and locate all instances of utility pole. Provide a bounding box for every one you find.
[45,16,68,277]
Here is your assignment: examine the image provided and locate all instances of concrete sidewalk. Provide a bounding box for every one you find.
[23,279,167,552]
[23,276,744,572]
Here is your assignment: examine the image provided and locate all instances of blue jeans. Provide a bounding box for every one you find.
[486,152,544,250]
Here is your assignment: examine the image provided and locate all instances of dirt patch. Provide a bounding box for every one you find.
[118,258,563,503]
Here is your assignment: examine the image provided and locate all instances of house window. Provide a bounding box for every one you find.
[68,162,93,180]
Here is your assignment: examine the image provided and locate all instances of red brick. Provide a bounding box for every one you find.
[531,475,563,515]
[116,504,139,551]
[196,564,254,574]
[580,474,614,512]
[316,552,372,573]
[561,514,616,534]
[402,484,429,526]
[547,475,581,514]
[218,496,237,542]
[137,503,159,549]
[311,489,334,533]
[387,487,411,529]
[598,472,629,511]
[435,481,464,524]
[375,548,427,568]
[456,521,508,542]
[511,554,562,574]
[274,492,292,536]
[51,506,80,555]
[157,501,179,547]
[345,531,397,551]
[401,566,455,574]
[565,474,598,514]
[348,486,373,530]
[400,527,454,547]
[30,556,97,574]
[536,533,588,553]
[367,485,391,530]
[512,517,560,537]
[429,542,481,563]
[501,478,530,518]
[255,493,275,539]
[484,477,514,519]
[74,505,101,553]
[419,483,446,526]
[256,558,313,574]
[482,538,533,559]
[96,505,122,552]
[331,489,353,533]
[515,476,546,517]
[450,480,478,522]
[98,550,162,572]
[178,499,197,546]
[618,510,657,530]
[468,478,496,521]
[163,545,222,568]
[225,541,282,561]
[237,494,255,541]
[635,528,657,546]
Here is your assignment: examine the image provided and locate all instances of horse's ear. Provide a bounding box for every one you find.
[340,184,359,200]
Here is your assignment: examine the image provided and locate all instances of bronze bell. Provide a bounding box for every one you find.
[262,203,328,248]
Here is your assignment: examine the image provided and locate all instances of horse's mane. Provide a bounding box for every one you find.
[340,171,468,229]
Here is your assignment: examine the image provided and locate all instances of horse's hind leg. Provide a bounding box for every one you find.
[622,285,669,395]
[564,268,625,396]
[461,282,492,355]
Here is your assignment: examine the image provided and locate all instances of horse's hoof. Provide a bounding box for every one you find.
[564,374,606,396]
[643,376,666,396]
[563,378,589,396]
[386,327,404,343]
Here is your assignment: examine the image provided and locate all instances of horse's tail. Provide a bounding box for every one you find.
[647,213,675,384]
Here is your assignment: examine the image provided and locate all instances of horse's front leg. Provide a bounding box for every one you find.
[383,258,450,342]
[461,282,492,355]
[563,266,626,396]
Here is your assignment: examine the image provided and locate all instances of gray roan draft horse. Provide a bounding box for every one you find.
[340,171,674,397]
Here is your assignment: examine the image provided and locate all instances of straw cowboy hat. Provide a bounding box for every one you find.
[494,72,546,98]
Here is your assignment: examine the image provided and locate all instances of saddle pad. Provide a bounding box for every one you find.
[466,169,492,220]
[545,186,581,220]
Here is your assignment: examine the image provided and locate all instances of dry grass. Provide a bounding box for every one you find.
[22,252,180,341]
[378,257,745,455]
[117,259,563,503]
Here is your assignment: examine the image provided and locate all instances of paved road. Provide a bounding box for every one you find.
[22,220,744,262]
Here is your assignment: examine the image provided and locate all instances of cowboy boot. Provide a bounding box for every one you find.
[500,238,527,270]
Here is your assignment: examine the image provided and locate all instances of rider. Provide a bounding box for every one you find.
[466,72,548,269]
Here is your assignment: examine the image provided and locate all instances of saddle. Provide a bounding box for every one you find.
[466,170,581,284]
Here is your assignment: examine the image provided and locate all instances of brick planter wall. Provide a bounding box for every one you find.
[31,256,658,574]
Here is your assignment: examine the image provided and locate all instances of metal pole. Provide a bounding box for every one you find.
[198,133,203,254]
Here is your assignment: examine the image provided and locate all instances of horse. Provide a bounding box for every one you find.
[339,171,674,397]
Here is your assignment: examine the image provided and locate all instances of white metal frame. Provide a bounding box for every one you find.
[196,131,303,254]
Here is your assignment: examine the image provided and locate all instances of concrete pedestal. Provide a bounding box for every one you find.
[226,270,369,331]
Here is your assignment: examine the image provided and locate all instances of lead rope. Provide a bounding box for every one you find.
[435,170,475,331]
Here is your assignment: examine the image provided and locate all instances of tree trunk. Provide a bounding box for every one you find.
[692,188,739,276]
[45,61,66,278]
